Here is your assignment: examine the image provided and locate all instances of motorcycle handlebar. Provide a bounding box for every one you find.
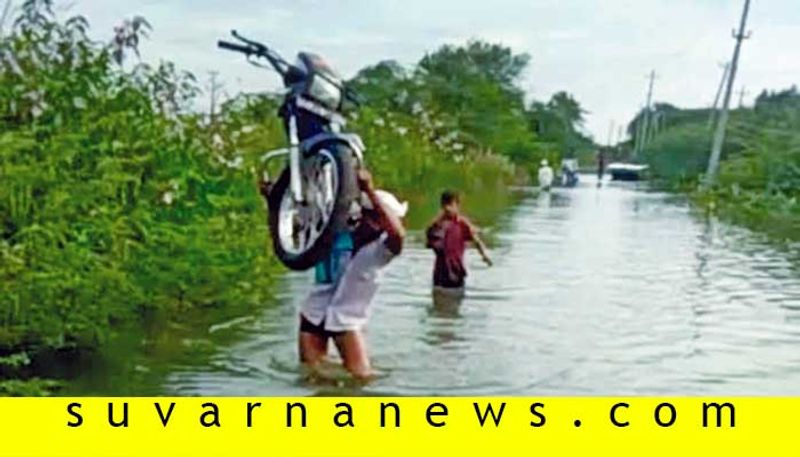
[218,30,362,108]
[218,31,294,79]
[217,40,253,55]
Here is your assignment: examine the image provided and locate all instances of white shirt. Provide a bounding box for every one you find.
[538,165,554,188]
[300,233,396,332]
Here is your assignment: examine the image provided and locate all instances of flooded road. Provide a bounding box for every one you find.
[74,175,800,395]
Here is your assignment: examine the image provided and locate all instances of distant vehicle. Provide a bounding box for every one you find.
[607,163,649,181]
[560,159,580,187]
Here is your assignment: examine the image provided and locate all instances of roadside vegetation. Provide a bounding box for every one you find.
[0,1,596,394]
[624,88,800,241]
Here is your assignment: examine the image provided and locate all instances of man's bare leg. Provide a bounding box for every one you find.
[299,331,328,368]
[333,330,372,380]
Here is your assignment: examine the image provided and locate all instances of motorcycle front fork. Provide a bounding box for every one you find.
[261,114,345,206]
[287,115,304,203]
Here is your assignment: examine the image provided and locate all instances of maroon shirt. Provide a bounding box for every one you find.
[426,215,475,288]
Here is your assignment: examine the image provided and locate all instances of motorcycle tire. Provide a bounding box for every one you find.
[267,142,359,271]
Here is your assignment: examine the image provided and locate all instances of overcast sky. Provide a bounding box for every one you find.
[49,0,800,141]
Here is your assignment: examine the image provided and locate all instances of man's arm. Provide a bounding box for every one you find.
[426,215,444,251]
[358,169,405,255]
[466,221,492,266]
[258,178,273,231]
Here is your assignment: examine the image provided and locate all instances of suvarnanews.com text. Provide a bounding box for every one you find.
[63,400,736,430]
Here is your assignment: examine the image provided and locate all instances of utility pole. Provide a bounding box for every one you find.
[737,86,749,108]
[634,106,645,159]
[708,62,730,129]
[650,111,663,140]
[207,71,225,126]
[635,70,657,159]
[705,0,752,187]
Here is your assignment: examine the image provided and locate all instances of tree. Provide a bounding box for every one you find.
[528,92,592,159]
[350,60,410,110]
[413,40,536,159]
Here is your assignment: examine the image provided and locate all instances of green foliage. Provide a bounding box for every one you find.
[347,44,534,222]
[641,124,712,185]
[0,378,61,396]
[632,85,800,240]
[351,41,595,178]
[0,2,277,391]
[415,41,536,159]
[0,3,596,393]
[528,92,594,164]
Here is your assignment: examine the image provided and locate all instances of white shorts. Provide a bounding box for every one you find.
[300,234,395,332]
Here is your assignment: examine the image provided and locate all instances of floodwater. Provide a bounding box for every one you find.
[70,175,800,395]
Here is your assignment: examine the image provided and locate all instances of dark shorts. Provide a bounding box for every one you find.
[299,314,345,339]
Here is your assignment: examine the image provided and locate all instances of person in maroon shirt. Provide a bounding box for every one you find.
[426,190,492,298]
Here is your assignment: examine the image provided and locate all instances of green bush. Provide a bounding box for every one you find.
[635,86,800,240]
[0,1,590,393]
[0,2,277,361]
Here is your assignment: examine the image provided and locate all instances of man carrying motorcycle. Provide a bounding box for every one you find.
[222,30,406,379]
[260,168,407,380]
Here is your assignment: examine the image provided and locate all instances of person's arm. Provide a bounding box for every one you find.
[461,218,493,267]
[473,235,493,266]
[358,169,405,255]
[426,215,444,251]
[258,178,272,204]
[425,224,435,249]
[466,221,493,266]
[257,178,273,233]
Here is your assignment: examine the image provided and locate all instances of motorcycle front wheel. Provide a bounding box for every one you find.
[267,143,358,271]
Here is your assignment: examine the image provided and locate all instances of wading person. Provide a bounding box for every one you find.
[260,168,407,380]
[426,191,492,307]
[538,159,554,191]
[597,150,606,186]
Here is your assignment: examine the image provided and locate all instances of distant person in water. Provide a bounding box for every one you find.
[538,159,554,191]
[259,168,407,381]
[597,150,606,186]
[426,191,492,305]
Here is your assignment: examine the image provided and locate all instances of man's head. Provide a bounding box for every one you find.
[440,190,461,217]
[357,189,408,242]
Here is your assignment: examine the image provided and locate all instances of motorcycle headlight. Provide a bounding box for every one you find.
[307,74,342,110]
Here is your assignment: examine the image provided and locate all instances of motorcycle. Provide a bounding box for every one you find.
[218,31,364,271]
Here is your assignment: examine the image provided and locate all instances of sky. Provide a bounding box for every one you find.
[42,0,800,142]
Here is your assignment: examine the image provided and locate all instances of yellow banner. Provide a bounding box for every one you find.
[0,398,791,456]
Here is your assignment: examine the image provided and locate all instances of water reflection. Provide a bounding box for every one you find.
[423,287,466,348]
[430,287,465,317]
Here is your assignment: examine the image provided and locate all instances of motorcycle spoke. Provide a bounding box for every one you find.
[276,150,340,257]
